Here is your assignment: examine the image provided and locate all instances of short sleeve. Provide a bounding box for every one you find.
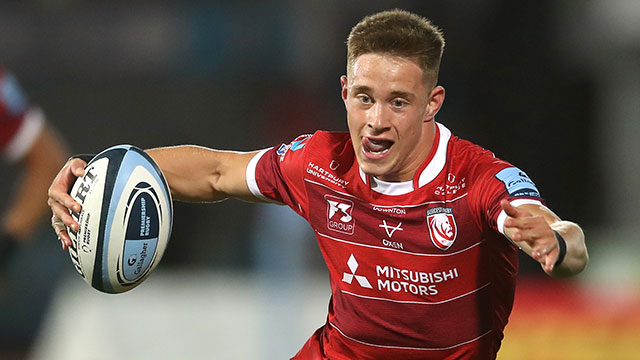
[245,134,313,217]
[469,159,544,236]
[0,71,45,162]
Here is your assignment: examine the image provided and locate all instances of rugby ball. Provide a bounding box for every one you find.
[67,145,173,294]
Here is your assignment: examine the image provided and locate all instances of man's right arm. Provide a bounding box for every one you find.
[48,145,262,249]
[146,145,259,202]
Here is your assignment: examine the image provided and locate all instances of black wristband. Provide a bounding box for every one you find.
[68,153,96,163]
[553,230,567,267]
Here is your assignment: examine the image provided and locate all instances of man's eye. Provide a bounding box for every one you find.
[358,95,372,104]
[392,99,407,108]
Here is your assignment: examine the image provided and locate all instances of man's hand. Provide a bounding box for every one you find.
[500,199,561,274]
[47,158,86,250]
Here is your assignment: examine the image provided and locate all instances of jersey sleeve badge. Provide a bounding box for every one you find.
[494,167,541,198]
[277,134,312,162]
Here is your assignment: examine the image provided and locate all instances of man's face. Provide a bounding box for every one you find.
[342,53,443,182]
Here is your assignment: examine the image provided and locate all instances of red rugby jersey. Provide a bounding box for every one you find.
[0,68,44,162]
[247,123,543,359]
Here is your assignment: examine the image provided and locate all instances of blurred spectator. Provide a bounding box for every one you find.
[0,68,70,359]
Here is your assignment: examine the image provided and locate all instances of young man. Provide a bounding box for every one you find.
[47,10,588,359]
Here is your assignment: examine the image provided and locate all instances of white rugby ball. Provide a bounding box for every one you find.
[67,145,173,294]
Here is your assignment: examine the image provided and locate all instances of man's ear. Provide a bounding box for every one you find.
[340,75,349,104]
[424,85,445,122]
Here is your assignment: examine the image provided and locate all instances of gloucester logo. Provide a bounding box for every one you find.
[325,194,355,234]
[426,207,457,250]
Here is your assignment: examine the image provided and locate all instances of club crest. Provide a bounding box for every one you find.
[426,207,457,250]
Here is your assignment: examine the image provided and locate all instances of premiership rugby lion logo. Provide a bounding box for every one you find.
[426,207,457,250]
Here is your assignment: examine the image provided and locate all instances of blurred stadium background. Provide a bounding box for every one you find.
[1,1,638,359]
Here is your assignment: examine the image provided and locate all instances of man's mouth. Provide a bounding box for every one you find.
[362,137,394,156]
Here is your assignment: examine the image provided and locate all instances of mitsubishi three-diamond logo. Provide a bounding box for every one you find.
[342,254,372,288]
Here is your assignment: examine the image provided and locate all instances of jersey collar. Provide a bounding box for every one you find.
[358,122,451,195]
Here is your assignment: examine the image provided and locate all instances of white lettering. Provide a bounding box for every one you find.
[442,269,456,281]
[140,197,146,237]
[377,279,438,295]
[133,242,149,275]
[433,272,442,283]
[374,265,457,296]
[372,206,407,215]
[329,221,353,232]
[375,265,459,284]
[382,239,404,249]
[306,162,350,188]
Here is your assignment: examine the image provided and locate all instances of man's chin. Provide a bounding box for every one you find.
[359,162,390,178]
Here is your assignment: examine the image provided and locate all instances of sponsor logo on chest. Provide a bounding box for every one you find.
[341,254,459,296]
[325,194,355,235]
[378,220,404,250]
[342,254,372,288]
[307,161,349,189]
[434,173,466,196]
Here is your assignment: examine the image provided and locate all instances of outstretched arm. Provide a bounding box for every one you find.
[146,146,258,202]
[48,145,262,250]
[501,200,588,278]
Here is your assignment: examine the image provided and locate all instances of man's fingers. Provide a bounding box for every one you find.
[522,235,559,273]
[47,158,84,223]
[500,199,527,218]
[47,158,86,252]
[58,229,71,250]
[50,158,85,195]
[541,247,559,273]
[501,201,564,274]
[511,228,537,242]
[536,241,558,260]
[51,215,72,249]
[48,188,81,213]
[47,193,80,226]
[48,198,79,230]
[503,207,548,231]
[69,159,86,177]
[48,192,79,250]
[504,216,533,230]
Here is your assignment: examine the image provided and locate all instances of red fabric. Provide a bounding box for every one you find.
[254,125,543,359]
[291,327,326,360]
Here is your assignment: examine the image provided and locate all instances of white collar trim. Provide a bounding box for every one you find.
[418,122,451,188]
[370,177,414,195]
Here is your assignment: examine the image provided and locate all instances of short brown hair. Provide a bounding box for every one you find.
[346,9,445,84]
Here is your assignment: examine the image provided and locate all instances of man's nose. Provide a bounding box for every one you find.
[367,103,391,132]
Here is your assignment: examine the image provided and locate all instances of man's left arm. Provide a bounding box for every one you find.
[501,200,588,278]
